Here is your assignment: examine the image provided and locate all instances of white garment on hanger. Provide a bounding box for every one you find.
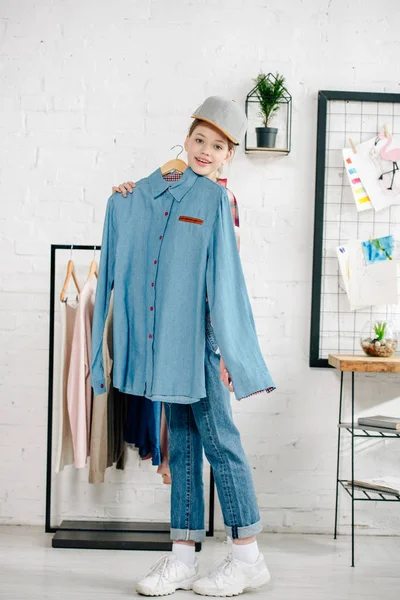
[67,277,97,469]
[55,299,78,473]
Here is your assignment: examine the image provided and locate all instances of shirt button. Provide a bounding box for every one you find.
[100,384,104,389]
[154,260,157,264]
[148,334,153,339]
[159,235,162,240]
[165,211,168,216]
[150,306,153,311]
[151,282,154,287]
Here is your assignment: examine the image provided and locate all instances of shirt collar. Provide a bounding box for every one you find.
[149,166,198,202]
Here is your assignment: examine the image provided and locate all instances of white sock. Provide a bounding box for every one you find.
[172,542,196,565]
[231,540,259,564]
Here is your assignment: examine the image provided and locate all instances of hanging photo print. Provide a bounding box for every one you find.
[353,132,400,212]
[342,148,373,212]
[337,239,398,310]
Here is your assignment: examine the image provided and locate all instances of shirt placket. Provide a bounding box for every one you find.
[145,189,175,396]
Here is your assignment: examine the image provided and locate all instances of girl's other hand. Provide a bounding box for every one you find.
[220,356,234,392]
[112,181,136,197]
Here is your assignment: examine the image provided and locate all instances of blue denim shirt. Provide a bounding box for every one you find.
[91,166,275,403]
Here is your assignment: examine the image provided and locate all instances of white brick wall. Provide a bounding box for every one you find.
[1,0,400,536]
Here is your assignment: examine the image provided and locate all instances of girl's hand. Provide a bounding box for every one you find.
[112,181,136,197]
[220,356,234,392]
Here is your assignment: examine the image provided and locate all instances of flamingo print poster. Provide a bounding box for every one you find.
[354,132,400,212]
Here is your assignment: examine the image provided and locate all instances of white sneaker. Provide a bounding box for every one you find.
[192,552,271,597]
[136,554,200,596]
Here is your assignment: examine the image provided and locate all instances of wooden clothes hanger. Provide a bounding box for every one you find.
[161,144,188,175]
[87,246,99,280]
[87,259,98,280]
[60,257,81,301]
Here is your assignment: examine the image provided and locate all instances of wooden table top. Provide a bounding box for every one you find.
[328,354,400,373]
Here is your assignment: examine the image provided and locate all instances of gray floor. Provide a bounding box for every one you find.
[0,526,399,599]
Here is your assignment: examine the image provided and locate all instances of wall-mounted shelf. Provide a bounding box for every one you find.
[244,72,292,155]
[245,147,290,155]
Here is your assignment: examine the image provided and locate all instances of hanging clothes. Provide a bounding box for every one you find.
[67,277,97,468]
[124,394,162,465]
[110,387,127,470]
[157,403,171,483]
[55,298,78,473]
[89,293,114,484]
[91,166,275,403]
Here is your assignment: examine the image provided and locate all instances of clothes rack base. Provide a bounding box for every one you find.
[52,521,203,551]
[47,245,216,550]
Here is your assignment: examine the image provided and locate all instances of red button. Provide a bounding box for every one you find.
[150,306,153,311]
[159,235,162,240]
[151,282,154,287]
[154,260,157,264]
[100,384,104,389]
[165,211,168,216]
[148,334,153,339]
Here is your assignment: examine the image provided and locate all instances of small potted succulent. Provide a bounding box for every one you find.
[253,71,286,148]
[360,320,398,358]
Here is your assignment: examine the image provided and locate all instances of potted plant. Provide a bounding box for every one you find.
[360,320,398,357]
[253,72,286,148]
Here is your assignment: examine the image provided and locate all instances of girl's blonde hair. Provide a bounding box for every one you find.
[188,118,236,180]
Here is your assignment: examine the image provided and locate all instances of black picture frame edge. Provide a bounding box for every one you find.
[309,89,400,369]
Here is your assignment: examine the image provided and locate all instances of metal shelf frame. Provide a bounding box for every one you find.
[334,371,400,567]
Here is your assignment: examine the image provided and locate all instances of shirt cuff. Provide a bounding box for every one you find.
[237,387,276,401]
[92,379,106,396]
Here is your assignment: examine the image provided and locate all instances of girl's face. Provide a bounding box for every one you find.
[184,122,234,181]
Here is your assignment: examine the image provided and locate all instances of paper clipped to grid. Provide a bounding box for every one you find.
[346,134,400,212]
[342,148,372,212]
[336,238,398,311]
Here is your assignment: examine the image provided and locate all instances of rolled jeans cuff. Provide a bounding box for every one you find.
[224,519,263,540]
[170,528,206,542]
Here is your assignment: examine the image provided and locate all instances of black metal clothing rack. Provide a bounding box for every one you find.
[46,244,215,550]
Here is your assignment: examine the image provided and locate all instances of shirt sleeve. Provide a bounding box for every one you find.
[91,195,116,396]
[206,186,240,343]
[206,188,276,400]
[226,185,240,253]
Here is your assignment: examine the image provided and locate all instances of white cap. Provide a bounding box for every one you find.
[191,96,247,145]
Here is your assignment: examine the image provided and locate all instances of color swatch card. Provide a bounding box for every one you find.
[342,148,372,212]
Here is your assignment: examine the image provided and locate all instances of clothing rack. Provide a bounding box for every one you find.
[46,244,215,550]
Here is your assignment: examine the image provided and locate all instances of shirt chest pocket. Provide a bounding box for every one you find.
[172,214,207,258]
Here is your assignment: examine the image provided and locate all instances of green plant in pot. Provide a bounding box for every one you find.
[360,320,398,357]
[253,72,286,148]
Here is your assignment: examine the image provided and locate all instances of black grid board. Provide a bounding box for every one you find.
[310,91,400,367]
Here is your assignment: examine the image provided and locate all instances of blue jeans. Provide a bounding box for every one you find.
[163,313,263,542]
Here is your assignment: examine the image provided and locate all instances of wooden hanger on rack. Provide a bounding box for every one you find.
[87,246,98,280]
[87,260,98,280]
[161,144,188,175]
[60,253,81,302]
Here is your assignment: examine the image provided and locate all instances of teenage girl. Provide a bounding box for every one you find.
[111,97,274,597]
